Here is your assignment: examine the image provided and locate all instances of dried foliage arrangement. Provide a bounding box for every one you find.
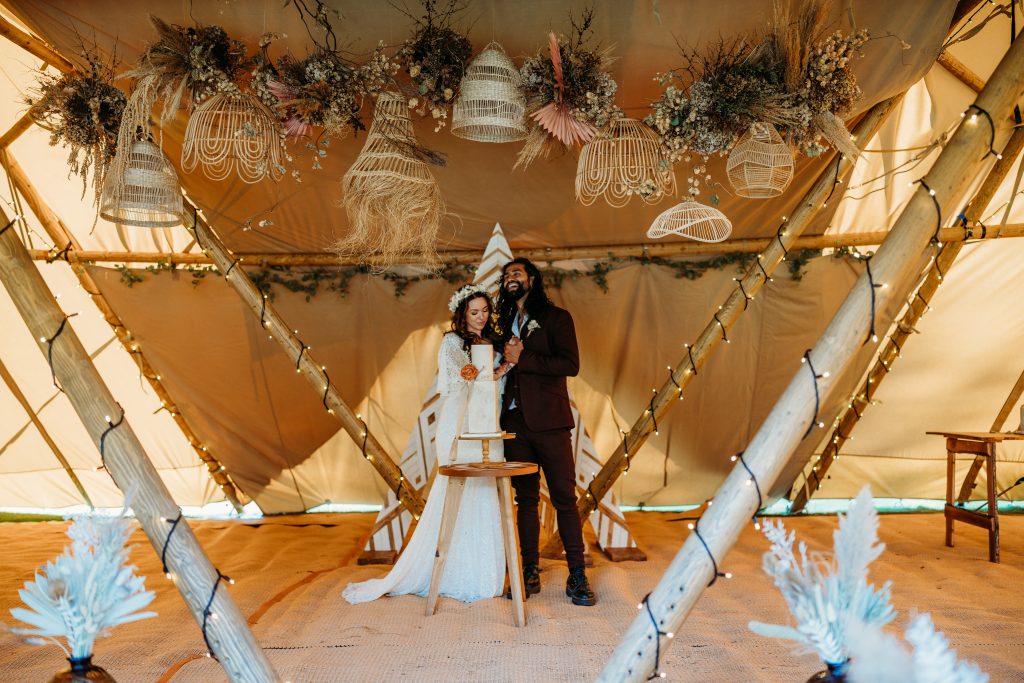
[8,509,156,660]
[27,49,126,205]
[257,43,397,141]
[397,0,473,132]
[123,16,247,121]
[847,613,989,683]
[646,0,868,169]
[749,487,895,674]
[517,9,621,168]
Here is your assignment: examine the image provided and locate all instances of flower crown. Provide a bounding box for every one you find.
[448,283,489,313]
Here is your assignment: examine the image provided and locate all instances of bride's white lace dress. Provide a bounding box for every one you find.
[343,332,506,604]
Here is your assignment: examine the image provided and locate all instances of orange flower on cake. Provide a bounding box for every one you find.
[460,364,479,381]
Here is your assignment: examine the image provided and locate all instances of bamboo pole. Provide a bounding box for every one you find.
[19,223,1024,268]
[0,356,93,508]
[0,14,75,73]
[791,123,1024,512]
[0,148,245,511]
[180,203,427,518]
[0,208,278,681]
[599,33,1024,683]
[0,112,34,149]
[539,96,903,560]
[937,51,986,94]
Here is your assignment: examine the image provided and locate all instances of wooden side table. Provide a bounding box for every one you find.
[425,433,538,626]
[927,431,1024,563]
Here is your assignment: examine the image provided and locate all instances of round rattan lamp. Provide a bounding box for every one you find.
[576,118,676,207]
[451,42,528,143]
[182,92,283,184]
[646,200,732,243]
[726,122,794,198]
[99,140,183,228]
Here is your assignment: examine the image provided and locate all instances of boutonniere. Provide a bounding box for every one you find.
[525,320,541,337]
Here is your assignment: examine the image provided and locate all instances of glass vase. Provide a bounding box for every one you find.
[49,655,117,682]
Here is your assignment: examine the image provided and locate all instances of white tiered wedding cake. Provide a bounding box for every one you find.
[465,345,502,437]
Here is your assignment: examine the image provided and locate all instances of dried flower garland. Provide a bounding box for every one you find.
[27,49,126,205]
[123,16,247,121]
[397,0,473,132]
[646,0,869,184]
[517,9,621,168]
[263,46,393,140]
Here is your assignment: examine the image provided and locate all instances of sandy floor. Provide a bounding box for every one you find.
[1,511,1021,682]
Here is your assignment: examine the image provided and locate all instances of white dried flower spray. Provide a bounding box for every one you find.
[748,487,894,668]
[8,505,156,659]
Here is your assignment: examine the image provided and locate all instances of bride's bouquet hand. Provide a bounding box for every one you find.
[494,360,514,379]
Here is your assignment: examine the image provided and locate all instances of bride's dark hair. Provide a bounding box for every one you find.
[450,292,501,353]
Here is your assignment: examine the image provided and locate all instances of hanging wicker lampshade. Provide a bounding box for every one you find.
[99,139,183,228]
[451,42,528,143]
[181,92,283,184]
[576,118,676,207]
[646,200,732,243]
[339,92,444,269]
[726,122,794,198]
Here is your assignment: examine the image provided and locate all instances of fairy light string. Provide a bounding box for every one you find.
[42,312,78,393]
[159,512,183,578]
[0,216,16,237]
[862,254,886,345]
[45,242,72,263]
[915,179,943,244]
[731,451,764,529]
[98,405,125,469]
[638,592,672,680]
[201,569,234,660]
[962,104,1002,161]
[685,344,698,375]
[801,349,828,438]
[687,516,729,586]
[667,366,682,399]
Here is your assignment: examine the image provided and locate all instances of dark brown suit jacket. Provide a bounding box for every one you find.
[502,305,579,431]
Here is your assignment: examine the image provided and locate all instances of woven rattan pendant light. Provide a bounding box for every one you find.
[646,200,732,242]
[451,42,528,143]
[339,92,444,269]
[726,122,794,198]
[182,92,283,183]
[99,139,183,228]
[576,118,676,207]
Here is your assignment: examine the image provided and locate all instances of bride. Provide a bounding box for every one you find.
[343,284,514,604]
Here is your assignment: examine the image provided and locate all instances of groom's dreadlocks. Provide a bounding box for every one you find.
[496,258,552,339]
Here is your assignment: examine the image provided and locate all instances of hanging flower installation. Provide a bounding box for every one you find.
[26,48,126,206]
[646,0,868,184]
[397,0,473,132]
[338,92,445,270]
[451,42,528,143]
[517,9,621,169]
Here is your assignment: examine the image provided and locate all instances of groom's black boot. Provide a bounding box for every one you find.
[506,563,541,599]
[565,566,596,606]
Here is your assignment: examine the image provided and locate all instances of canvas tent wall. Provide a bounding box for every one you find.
[0,0,1021,516]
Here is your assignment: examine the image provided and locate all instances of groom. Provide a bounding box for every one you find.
[497,257,596,606]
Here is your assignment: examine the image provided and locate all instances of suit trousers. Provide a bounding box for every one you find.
[501,408,586,569]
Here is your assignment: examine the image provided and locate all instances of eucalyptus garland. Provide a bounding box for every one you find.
[112,248,833,298]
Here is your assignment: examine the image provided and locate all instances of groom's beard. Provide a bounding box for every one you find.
[502,281,529,301]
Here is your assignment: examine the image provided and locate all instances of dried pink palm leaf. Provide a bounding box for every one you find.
[530,32,597,147]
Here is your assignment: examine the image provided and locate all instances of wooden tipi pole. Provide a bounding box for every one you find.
[18,223,1024,267]
[0,148,245,512]
[791,124,1024,512]
[180,204,426,517]
[599,33,1024,683]
[0,209,279,682]
[0,356,93,508]
[540,95,902,558]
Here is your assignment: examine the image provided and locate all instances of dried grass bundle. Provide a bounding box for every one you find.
[338,92,444,270]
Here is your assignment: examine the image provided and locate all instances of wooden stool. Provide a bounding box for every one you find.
[425,433,537,626]
[927,431,1024,563]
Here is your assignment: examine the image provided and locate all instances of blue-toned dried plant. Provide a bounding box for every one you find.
[8,510,156,659]
[749,486,894,668]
